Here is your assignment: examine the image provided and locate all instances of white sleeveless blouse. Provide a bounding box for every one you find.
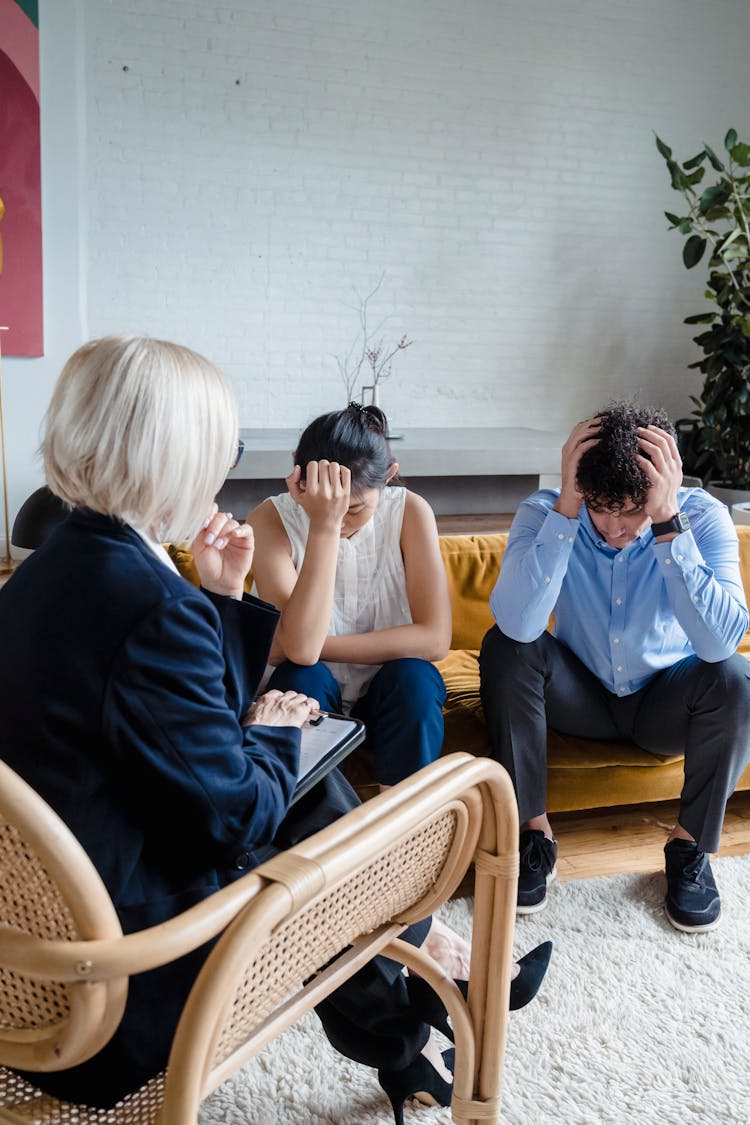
[270,486,412,709]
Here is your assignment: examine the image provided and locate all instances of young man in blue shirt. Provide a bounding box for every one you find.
[479,403,750,931]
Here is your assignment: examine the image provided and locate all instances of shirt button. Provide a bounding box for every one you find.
[619,686,626,693]
[616,665,622,672]
[557,532,565,540]
[544,576,551,583]
[694,595,700,602]
[568,536,574,543]
[665,559,671,565]
[617,556,624,563]
[234,852,251,870]
[677,554,684,561]
[613,637,620,644]
[616,597,622,605]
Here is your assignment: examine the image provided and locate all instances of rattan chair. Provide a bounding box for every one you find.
[0,751,519,1125]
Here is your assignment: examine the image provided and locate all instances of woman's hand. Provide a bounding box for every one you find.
[286,460,351,532]
[191,505,254,599]
[242,689,320,728]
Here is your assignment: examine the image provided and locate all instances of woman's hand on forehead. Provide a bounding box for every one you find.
[286,459,352,530]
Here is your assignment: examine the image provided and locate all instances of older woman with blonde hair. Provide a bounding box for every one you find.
[0,335,480,1117]
[0,336,552,1118]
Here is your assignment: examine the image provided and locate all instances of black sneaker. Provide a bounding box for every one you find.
[664,839,721,933]
[517,829,558,914]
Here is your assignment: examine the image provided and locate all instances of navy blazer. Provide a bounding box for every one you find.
[0,509,303,1103]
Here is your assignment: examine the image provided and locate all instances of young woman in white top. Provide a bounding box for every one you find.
[248,402,452,787]
[248,401,553,1063]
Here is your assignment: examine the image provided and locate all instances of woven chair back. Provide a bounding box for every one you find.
[160,774,483,1117]
[0,760,125,1074]
[0,754,516,1125]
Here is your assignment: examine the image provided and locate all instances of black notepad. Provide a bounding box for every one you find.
[292,713,366,802]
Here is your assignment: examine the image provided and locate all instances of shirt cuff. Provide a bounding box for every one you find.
[652,529,701,576]
[537,508,580,548]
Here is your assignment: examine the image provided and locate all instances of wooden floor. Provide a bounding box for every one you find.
[435,512,513,534]
[552,789,750,881]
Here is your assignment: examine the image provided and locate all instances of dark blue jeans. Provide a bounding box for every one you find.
[268,657,447,785]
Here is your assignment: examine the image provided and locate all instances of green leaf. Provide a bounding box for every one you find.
[725,128,739,151]
[683,151,707,169]
[667,159,688,192]
[699,183,731,214]
[723,244,749,261]
[684,313,717,324]
[703,144,725,172]
[686,167,706,187]
[683,235,707,268]
[703,205,732,222]
[664,210,684,227]
[678,219,693,234]
[730,142,750,167]
[655,134,672,160]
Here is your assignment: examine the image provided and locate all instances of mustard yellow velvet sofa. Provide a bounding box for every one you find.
[170,524,750,813]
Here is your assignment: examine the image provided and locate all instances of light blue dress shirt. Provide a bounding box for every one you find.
[490,487,749,696]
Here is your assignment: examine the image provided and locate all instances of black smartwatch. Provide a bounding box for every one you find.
[651,511,691,537]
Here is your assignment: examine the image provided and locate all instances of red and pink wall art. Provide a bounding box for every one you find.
[0,0,42,356]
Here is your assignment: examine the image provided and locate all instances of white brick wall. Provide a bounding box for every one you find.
[80,0,750,432]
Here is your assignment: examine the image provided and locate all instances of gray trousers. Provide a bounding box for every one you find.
[479,626,750,853]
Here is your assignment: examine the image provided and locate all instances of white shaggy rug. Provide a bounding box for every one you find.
[199,854,750,1125]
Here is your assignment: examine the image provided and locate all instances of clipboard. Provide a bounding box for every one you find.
[292,713,366,803]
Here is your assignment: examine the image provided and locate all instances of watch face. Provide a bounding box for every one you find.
[677,512,691,532]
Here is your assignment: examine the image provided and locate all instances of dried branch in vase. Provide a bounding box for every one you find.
[332,273,413,405]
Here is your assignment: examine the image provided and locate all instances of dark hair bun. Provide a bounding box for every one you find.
[347,401,388,435]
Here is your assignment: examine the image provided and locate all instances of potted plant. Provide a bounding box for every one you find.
[655,128,750,506]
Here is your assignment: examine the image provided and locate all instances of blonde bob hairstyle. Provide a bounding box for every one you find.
[43,335,238,544]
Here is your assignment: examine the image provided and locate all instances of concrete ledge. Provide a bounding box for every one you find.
[229,427,567,480]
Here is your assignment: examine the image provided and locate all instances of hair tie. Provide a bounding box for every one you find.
[347,401,387,435]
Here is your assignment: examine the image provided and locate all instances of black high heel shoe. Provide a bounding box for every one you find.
[378,1048,454,1125]
[406,940,553,1040]
[508,939,553,1009]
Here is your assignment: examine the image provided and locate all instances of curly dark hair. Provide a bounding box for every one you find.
[576,401,676,511]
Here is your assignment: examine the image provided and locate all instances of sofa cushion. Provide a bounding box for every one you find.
[439,534,505,651]
[167,544,201,586]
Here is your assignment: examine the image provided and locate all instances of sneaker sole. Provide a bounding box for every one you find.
[516,866,557,916]
[664,904,721,934]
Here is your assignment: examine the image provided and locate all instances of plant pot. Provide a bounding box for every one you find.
[731,503,750,527]
[705,482,750,512]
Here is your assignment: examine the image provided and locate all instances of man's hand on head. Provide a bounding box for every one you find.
[554,418,602,519]
[636,426,683,526]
